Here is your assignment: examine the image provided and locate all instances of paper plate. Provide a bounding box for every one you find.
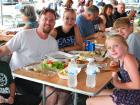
[58,67,81,80]
[58,72,68,79]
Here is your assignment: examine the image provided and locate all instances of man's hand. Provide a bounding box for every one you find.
[128,10,136,20]
[0,45,11,57]
[0,95,4,103]
[8,96,14,104]
[95,32,104,39]
[110,60,118,67]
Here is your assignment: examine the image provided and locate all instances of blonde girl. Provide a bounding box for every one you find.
[51,8,83,52]
[86,35,140,105]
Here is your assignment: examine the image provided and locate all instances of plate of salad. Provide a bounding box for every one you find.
[23,59,68,74]
[40,59,68,72]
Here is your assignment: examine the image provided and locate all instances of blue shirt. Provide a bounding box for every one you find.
[76,14,99,37]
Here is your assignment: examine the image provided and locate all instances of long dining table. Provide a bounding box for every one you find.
[12,34,116,105]
[12,58,117,105]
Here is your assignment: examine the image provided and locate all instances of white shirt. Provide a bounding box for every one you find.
[6,29,58,71]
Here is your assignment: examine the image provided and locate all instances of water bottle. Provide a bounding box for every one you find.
[86,60,97,88]
[67,58,78,87]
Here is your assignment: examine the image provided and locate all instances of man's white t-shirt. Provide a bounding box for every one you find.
[6,29,58,71]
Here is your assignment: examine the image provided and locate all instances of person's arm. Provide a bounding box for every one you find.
[127,10,136,20]
[113,54,140,89]
[82,33,97,40]
[7,82,15,104]
[60,25,83,51]
[9,82,16,98]
[74,25,83,50]
[0,45,11,57]
[99,15,106,26]
[76,15,88,38]
[98,16,106,32]
[7,63,15,104]
[99,22,106,32]
[82,31,104,40]
[50,28,57,38]
[109,59,119,67]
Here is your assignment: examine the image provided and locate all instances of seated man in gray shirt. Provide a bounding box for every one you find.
[113,17,140,61]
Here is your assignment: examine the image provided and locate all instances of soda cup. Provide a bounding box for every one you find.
[84,40,90,51]
[88,42,95,51]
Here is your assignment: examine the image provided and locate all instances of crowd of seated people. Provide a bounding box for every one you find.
[0,0,140,105]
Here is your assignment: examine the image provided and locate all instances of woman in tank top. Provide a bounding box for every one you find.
[51,8,83,52]
[47,8,83,105]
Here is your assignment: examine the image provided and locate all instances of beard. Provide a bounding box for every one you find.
[43,27,52,34]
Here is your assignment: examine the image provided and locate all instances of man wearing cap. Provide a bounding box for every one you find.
[76,5,105,40]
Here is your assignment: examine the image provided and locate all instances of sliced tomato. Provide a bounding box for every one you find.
[64,64,68,68]
[47,60,53,64]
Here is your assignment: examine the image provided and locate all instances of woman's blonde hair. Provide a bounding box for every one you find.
[113,17,132,29]
[105,35,128,50]
[63,8,76,18]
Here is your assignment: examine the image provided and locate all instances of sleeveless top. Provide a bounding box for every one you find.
[100,14,114,28]
[111,60,140,105]
[55,26,75,48]
[105,15,114,28]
